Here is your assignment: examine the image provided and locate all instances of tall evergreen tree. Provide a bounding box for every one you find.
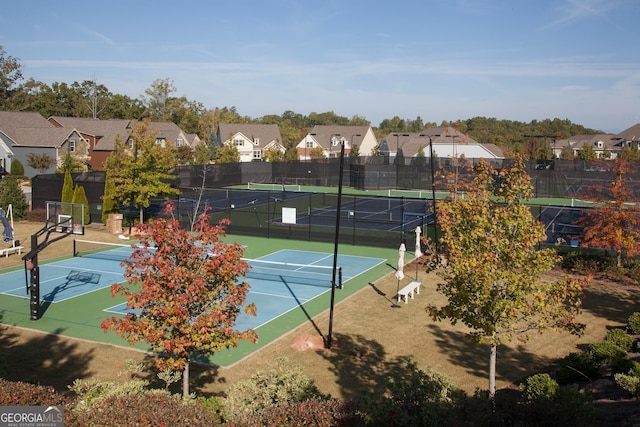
[61,170,74,204]
[0,176,28,220]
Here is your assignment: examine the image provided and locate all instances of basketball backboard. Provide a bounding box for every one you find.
[46,201,85,235]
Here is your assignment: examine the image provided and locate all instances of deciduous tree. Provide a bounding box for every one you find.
[103,120,179,224]
[26,152,56,174]
[215,144,240,163]
[0,45,23,109]
[578,157,640,267]
[426,157,588,399]
[101,206,257,397]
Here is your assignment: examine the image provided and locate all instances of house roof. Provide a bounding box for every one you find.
[616,123,640,141]
[49,116,131,151]
[0,111,53,144]
[381,127,504,158]
[12,127,80,147]
[218,123,282,148]
[147,121,185,144]
[556,134,617,150]
[307,125,371,149]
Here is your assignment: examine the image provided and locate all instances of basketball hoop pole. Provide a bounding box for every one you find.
[22,221,75,320]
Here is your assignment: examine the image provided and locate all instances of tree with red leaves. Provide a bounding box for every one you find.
[578,156,640,267]
[101,204,257,397]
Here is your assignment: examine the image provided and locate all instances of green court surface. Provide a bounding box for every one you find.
[0,233,398,367]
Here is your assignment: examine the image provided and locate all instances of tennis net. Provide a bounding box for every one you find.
[73,239,342,288]
[244,258,341,288]
[247,182,301,192]
[73,239,149,262]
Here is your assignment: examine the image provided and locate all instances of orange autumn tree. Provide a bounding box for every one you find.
[101,204,257,397]
[427,157,588,399]
[578,155,640,267]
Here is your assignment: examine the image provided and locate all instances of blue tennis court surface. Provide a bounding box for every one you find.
[1,247,384,332]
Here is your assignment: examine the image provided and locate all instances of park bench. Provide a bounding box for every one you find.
[397,280,421,304]
[0,246,23,258]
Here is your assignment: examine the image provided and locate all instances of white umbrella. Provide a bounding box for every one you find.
[414,226,422,258]
[414,226,422,280]
[395,243,406,280]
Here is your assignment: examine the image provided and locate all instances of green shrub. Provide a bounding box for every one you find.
[224,357,328,422]
[445,385,595,426]
[364,362,465,427]
[586,340,628,362]
[519,373,559,400]
[10,158,24,177]
[614,369,640,398]
[603,328,634,352]
[611,359,640,376]
[561,251,614,273]
[556,352,602,384]
[627,312,640,335]
[68,377,149,413]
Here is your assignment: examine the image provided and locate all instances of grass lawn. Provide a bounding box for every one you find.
[1,221,638,400]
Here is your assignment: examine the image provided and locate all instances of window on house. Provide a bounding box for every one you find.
[233,138,244,146]
[69,140,76,152]
[254,138,260,145]
[176,138,184,146]
[253,150,262,159]
[155,137,166,145]
[306,140,313,148]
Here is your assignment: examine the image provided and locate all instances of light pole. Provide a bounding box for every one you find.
[392,133,409,164]
[350,134,361,157]
[446,134,459,201]
[327,138,346,349]
[329,134,341,159]
[420,133,441,253]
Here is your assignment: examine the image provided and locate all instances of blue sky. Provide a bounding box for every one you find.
[1,0,638,133]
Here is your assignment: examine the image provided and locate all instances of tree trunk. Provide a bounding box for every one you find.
[182,361,189,398]
[138,206,144,225]
[489,343,497,400]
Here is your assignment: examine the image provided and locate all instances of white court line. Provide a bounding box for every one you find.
[46,263,125,277]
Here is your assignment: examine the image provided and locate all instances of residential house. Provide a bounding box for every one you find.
[379,126,504,161]
[217,123,284,162]
[147,121,201,149]
[0,111,88,177]
[554,134,618,159]
[613,123,640,152]
[296,125,378,159]
[49,117,200,169]
[49,116,131,170]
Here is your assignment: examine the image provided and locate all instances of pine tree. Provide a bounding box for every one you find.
[10,158,24,177]
[0,176,28,220]
[101,171,119,224]
[72,184,91,225]
[62,170,74,204]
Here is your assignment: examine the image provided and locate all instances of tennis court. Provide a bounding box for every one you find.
[0,234,393,365]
